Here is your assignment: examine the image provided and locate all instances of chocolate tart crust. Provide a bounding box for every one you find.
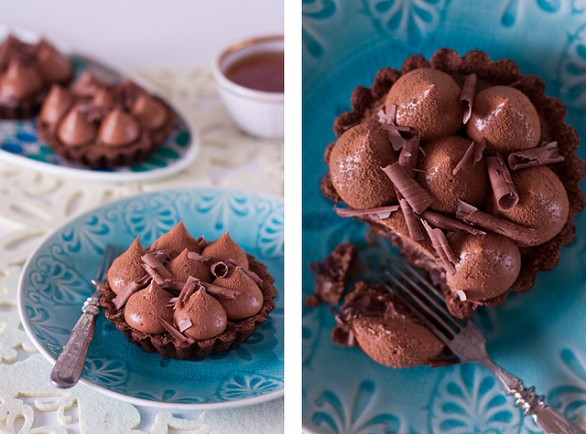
[100,253,277,360]
[322,49,586,318]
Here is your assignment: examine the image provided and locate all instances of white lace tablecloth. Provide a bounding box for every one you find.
[0,68,284,434]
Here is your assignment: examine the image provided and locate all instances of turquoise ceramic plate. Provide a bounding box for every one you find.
[0,25,198,182]
[18,188,284,409]
[303,1,586,433]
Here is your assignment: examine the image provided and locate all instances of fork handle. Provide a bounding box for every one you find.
[50,293,101,389]
[483,359,586,434]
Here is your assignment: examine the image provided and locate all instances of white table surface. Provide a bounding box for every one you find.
[0,2,284,433]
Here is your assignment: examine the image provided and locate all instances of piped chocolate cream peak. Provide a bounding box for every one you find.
[168,248,211,282]
[57,106,97,147]
[202,231,249,269]
[0,59,44,100]
[35,39,73,83]
[213,267,263,320]
[152,221,200,255]
[40,85,72,125]
[98,108,141,147]
[107,238,147,294]
[385,68,463,140]
[124,281,173,334]
[173,287,228,340]
[131,94,167,130]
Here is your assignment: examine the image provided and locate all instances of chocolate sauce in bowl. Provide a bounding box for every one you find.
[225,51,284,93]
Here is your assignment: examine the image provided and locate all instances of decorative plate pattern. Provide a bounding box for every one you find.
[0,26,198,182]
[18,188,284,409]
[303,1,586,432]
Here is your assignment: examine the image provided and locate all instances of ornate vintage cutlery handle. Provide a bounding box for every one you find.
[50,292,101,389]
[484,359,586,434]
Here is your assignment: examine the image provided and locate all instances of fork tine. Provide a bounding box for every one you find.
[383,270,456,338]
[378,277,453,347]
[389,258,464,332]
[396,256,448,301]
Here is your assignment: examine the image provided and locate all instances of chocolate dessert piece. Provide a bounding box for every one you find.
[307,242,356,306]
[333,281,445,367]
[100,222,277,360]
[38,71,175,168]
[0,35,74,119]
[322,49,585,367]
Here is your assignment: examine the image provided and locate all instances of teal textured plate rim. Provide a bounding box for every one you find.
[302,1,586,433]
[0,24,199,182]
[18,187,284,410]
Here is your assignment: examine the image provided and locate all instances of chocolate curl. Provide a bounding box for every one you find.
[198,280,238,300]
[398,135,420,177]
[197,235,208,250]
[486,153,519,210]
[112,281,142,309]
[452,140,485,176]
[399,199,424,241]
[421,220,458,275]
[377,108,395,125]
[225,260,263,285]
[381,162,435,214]
[456,290,467,302]
[166,297,178,308]
[177,276,199,307]
[142,253,173,282]
[508,141,565,170]
[456,200,540,246]
[158,317,193,344]
[334,205,400,220]
[380,124,412,151]
[211,261,229,278]
[460,73,477,124]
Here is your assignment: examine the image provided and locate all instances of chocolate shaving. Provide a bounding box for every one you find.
[112,281,142,309]
[460,73,477,124]
[166,297,178,308]
[421,221,458,275]
[380,124,410,151]
[199,280,238,300]
[141,253,173,282]
[456,200,540,246]
[486,153,519,210]
[456,290,467,302]
[150,249,173,263]
[187,251,211,262]
[334,205,400,220]
[398,135,420,177]
[452,140,485,176]
[177,318,193,333]
[142,264,165,286]
[211,261,229,278]
[177,276,198,307]
[158,317,193,343]
[225,260,263,285]
[508,141,565,170]
[381,162,435,214]
[399,199,424,241]
[421,209,486,235]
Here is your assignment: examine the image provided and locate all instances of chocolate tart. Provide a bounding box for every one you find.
[38,72,175,168]
[99,224,277,360]
[321,49,586,366]
[0,35,74,119]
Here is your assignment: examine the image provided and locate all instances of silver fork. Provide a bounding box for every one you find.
[383,256,586,434]
[50,244,122,389]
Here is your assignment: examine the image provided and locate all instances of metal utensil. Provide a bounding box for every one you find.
[382,256,586,434]
[50,245,121,388]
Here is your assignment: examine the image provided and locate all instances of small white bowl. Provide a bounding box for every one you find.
[212,35,284,139]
